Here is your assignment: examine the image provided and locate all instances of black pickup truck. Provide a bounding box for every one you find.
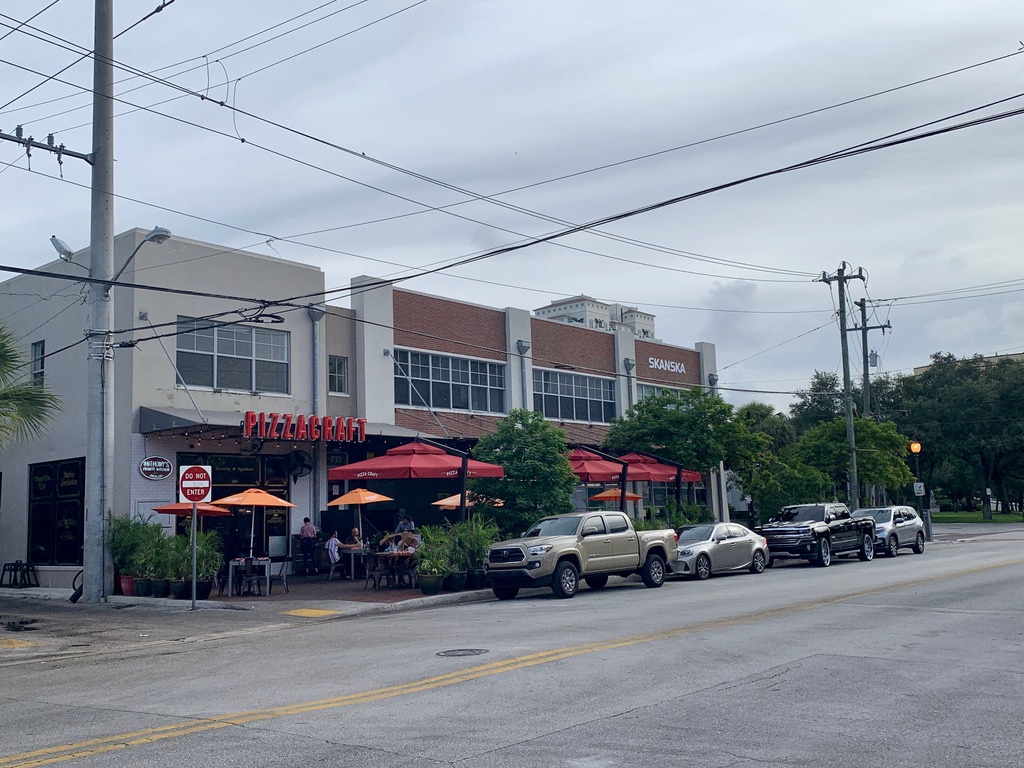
[756,502,875,567]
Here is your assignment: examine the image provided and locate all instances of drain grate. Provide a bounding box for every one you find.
[437,648,488,657]
[3,619,39,632]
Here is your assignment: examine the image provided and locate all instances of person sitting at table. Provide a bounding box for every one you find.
[343,528,362,549]
[395,515,415,533]
[324,531,344,579]
[380,529,420,552]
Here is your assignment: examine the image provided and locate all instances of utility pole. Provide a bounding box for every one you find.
[84,0,116,603]
[854,298,892,506]
[854,299,892,419]
[820,265,865,510]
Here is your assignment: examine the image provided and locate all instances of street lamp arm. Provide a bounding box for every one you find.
[108,227,171,291]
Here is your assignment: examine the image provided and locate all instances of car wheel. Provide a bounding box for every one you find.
[858,533,875,561]
[694,554,712,580]
[887,535,899,557]
[551,560,579,599]
[913,531,925,554]
[641,553,666,588]
[585,574,609,590]
[750,550,766,574]
[815,538,831,567]
[492,586,519,600]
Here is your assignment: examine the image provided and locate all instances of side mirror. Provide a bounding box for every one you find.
[824,514,833,523]
[581,526,600,537]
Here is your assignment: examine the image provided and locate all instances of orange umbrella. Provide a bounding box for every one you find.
[589,488,643,502]
[212,488,296,558]
[431,492,504,511]
[327,488,394,507]
[152,502,231,516]
[327,488,394,540]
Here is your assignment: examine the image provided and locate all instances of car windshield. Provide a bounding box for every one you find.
[524,517,581,538]
[772,505,825,523]
[865,509,893,523]
[677,525,714,542]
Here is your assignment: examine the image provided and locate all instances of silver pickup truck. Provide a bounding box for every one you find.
[485,511,678,600]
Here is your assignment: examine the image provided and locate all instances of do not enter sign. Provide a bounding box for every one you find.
[179,465,212,503]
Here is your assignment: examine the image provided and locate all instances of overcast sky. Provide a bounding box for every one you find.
[2,0,1023,413]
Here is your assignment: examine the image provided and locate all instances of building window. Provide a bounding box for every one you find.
[30,340,45,387]
[393,349,506,414]
[532,369,616,423]
[637,383,682,401]
[328,355,349,395]
[176,317,289,394]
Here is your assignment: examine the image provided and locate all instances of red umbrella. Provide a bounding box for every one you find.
[567,448,624,482]
[327,442,504,480]
[618,453,701,483]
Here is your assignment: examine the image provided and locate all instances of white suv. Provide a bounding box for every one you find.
[862,506,925,557]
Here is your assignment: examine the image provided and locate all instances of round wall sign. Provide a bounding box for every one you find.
[139,456,173,480]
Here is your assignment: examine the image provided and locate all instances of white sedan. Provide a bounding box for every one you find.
[674,523,769,580]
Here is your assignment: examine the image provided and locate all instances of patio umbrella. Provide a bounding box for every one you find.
[618,453,702,483]
[588,488,643,502]
[211,488,296,558]
[328,440,505,520]
[567,448,625,482]
[431,492,504,511]
[327,488,394,540]
[327,441,504,480]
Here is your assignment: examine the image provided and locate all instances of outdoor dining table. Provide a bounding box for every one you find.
[228,557,272,596]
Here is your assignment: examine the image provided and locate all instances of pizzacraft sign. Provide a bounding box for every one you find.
[243,411,367,443]
[139,456,173,480]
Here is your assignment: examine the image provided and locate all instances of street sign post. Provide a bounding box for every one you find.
[178,465,212,609]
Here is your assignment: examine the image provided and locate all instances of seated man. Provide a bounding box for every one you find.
[379,529,420,552]
[395,515,415,533]
[343,528,363,549]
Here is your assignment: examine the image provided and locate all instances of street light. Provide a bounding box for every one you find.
[909,440,931,541]
[78,227,172,603]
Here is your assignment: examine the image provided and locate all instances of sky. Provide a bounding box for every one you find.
[2,0,1023,413]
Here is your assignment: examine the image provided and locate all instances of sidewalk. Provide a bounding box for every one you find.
[0,570,495,618]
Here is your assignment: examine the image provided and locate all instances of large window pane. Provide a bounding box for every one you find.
[177,351,213,387]
[255,360,288,394]
[394,349,506,414]
[531,368,616,423]
[218,357,252,390]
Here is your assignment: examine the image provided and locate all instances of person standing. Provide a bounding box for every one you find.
[324,531,344,579]
[300,517,318,574]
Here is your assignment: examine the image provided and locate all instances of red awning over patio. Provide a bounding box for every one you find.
[618,453,702,483]
[327,441,504,481]
[568,448,625,482]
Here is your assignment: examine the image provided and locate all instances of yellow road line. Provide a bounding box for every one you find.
[2,557,1020,768]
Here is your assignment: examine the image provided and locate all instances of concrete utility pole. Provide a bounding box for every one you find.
[820,265,865,510]
[83,0,115,603]
[854,299,892,420]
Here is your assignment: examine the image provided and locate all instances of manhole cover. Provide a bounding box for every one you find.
[436,648,488,657]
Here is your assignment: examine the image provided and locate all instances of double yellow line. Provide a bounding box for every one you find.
[3,558,1020,768]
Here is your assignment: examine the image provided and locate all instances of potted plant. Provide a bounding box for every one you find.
[150,535,172,598]
[166,534,192,600]
[414,524,451,596]
[194,529,224,601]
[109,514,149,596]
[452,514,499,590]
[131,520,164,597]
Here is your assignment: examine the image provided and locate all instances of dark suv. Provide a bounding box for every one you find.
[757,502,876,567]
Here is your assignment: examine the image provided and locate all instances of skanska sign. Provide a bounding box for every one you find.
[647,357,686,374]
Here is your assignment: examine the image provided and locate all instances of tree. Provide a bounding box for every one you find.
[470,409,577,537]
[734,452,830,523]
[790,416,914,503]
[789,371,843,435]
[602,388,748,471]
[0,324,61,446]
[735,402,796,453]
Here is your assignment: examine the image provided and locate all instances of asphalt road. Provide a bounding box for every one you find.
[2,526,1023,767]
